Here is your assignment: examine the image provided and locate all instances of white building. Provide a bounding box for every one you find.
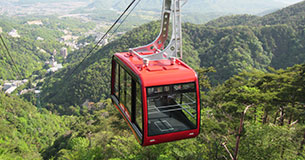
[60,47,68,59]
[47,63,63,73]
[27,20,43,25]
[5,86,17,94]
[3,83,12,90]
[8,29,20,38]
[37,37,44,41]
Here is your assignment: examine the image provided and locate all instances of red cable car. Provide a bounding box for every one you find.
[111,0,200,146]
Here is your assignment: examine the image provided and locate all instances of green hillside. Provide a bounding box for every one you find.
[0,92,71,159]
[5,64,304,159]
[0,16,95,80]
[205,15,259,27]
[250,0,305,26]
[41,1,305,107]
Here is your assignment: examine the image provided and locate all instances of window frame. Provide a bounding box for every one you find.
[111,57,144,142]
[146,82,198,137]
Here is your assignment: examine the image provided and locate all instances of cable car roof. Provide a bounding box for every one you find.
[115,52,197,87]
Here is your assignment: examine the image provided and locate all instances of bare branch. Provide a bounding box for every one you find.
[222,142,234,160]
[243,104,253,114]
[234,104,254,160]
[290,120,299,127]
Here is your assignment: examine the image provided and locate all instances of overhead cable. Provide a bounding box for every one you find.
[0,34,23,79]
[65,0,139,81]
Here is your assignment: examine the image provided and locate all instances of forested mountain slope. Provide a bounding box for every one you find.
[33,59,305,159]
[193,0,305,83]
[205,15,259,27]
[0,16,95,79]
[250,0,305,26]
[41,1,305,107]
[81,0,301,15]
[0,92,71,159]
[0,16,61,79]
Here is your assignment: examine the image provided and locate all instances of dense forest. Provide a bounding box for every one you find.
[1,61,305,159]
[1,1,305,159]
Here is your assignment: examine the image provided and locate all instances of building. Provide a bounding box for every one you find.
[39,49,47,53]
[5,86,17,94]
[12,80,22,86]
[52,49,57,56]
[8,29,20,38]
[3,83,12,90]
[37,37,43,41]
[47,55,63,73]
[47,64,63,73]
[60,47,68,59]
[27,20,43,25]
[60,35,78,42]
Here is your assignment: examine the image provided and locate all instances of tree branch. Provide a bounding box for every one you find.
[222,142,234,160]
[289,120,298,128]
[234,104,253,160]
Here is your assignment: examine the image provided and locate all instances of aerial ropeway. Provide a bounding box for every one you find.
[110,0,200,146]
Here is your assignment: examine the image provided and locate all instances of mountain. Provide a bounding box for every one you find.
[2,0,303,26]
[205,14,259,28]
[70,0,305,24]
[250,0,305,26]
[84,0,303,15]
[41,1,305,107]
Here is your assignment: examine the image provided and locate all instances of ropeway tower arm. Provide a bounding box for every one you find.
[129,0,187,64]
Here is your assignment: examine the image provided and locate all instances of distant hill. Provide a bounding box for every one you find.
[73,0,304,24]
[206,0,305,27]
[84,0,302,15]
[205,15,259,27]
[250,0,305,26]
[41,1,305,106]
[3,0,303,25]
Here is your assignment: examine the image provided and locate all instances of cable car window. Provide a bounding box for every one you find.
[112,60,143,138]
[147,86,170,97]
[136,82,143,132]
[147,82,197,136]
[119,66,125,106]
[115,63,119,97]
[125,72,132,116]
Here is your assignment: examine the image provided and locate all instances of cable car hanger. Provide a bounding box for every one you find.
[129,0,188,64]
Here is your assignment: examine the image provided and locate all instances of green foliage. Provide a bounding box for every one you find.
[0,92,71,159]
[0,15,95,80]
[250,1,305,27]
[203,65,305,159]
[206,14,258,27]
[239,123,299,160]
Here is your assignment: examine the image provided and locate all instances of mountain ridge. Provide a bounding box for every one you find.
[41,1,305,106]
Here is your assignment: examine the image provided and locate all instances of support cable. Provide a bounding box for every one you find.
[0,34,23,79]
[43,0,141,102]
[108,0,142,41]
[65,0,139,81]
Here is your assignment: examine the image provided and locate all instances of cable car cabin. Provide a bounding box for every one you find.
[110,0,200,146]
[111,53,200,146]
